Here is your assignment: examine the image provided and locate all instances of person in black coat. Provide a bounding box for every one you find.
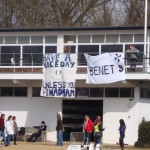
[27,121,47,142]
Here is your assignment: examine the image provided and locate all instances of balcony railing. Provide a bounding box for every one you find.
[0,52,149,73]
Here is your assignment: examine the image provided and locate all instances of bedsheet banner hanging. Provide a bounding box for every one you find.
[40,53,77,97]
[84,53,125,84]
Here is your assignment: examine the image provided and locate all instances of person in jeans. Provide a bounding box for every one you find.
[82,115,93,147]
[0,114,8,146]
[56,112,63,146]
[6,115,14,145]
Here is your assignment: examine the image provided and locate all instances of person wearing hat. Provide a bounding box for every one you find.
[93,116,105,148]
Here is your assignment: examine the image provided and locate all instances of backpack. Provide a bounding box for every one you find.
[18,127,25,135]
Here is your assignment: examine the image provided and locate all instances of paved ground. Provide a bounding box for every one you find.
[0,142,148,150]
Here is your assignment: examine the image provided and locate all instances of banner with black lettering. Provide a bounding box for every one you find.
[40,53,77,97]
[84,53,125,84]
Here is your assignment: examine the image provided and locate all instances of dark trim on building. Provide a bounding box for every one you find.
[0,26,148,32]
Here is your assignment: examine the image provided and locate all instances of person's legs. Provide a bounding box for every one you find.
[14,134,16,145]
[86,132,90,145]
[119,134,124,150]
[6,134,10,145]
[83,131,87,145]
[1,131,8,146]
[32,133,41,142]
[58,130,63,146]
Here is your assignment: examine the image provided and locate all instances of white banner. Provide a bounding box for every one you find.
[84,53,125,84]
[40,53,77,97]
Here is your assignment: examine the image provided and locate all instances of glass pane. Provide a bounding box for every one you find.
[31,36,43,44]
[78,45,99,66]
[32,87,41,97]
[23,46,43,66]
[140,88,145,98]
[14,87,27,96]
[105,88,119,97]
[120,88,134,97]
[90,88,103,97]
[45,46,57,53]
[64,35,76,43]
[45,36,57,43]
[1,46,20,66]
[5,36,17,44]
[0,36,3,44]
[106,35,118,43]
[120,34,133,42]
[78,35,90,43]
[76,88,89,97]
[1,87,13,96]
[101,45,123,53]
[64,46,76,53]
[134,34,144,42]
[92,35,104,43]
[18,36,30,44]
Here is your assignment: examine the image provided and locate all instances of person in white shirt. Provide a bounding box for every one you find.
[6,115,14,145]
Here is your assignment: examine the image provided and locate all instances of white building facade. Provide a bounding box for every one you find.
[0,26,150,145]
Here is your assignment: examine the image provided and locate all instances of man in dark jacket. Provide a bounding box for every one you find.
[27,121,47,142]
[56,112,64,146]
[0,114,9,146]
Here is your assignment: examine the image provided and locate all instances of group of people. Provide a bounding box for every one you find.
[0,114,18,147]
[82,115,126,150]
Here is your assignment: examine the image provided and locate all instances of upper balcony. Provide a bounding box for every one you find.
[0,52,149,81]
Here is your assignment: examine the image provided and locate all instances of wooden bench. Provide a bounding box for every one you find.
[17,127,47,142]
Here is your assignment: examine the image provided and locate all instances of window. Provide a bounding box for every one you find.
[78,45,99,65]
[45,46,57,53]
[76,88,89,97]
[134,34,144,42]
[1,46,20,66]
[32,87,41,97]
[78,35,90,43]
[64,35,76,43]
[120,88,134,97]
[0,36,3,44]
[64,46,76,53]
[105,88,119,97]
[14,87,27,96]
[106,35,118,43]
[101,45,123,53]
[1,87,13,96]
[125,44,144,65]
[92,35,104,43]
[5,36,17,44]
[90,88,104,97]
[18,36,30,44]
[31,36,43,44]
[140,88,150,98]
[45,36,57,44]
[23,46,43,66]
[120,34,133,43]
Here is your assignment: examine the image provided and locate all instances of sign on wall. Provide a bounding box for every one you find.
[40,53,77,97]
[84,53,125,84]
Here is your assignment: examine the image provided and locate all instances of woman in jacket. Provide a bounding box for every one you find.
[12,116,18,145]
[6,115,14,145]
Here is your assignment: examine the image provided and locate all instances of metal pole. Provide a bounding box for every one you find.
[144,0,148,72]
[144,0,148,56]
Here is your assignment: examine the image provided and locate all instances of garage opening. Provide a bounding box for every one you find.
[63,100,103,141]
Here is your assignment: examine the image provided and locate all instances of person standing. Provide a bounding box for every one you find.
[119,119,126,150]
[94,116,105,148]
[82,115,93,146]
[56,112,64,146]
[0,114,8,146]
[126,44,140,72]
[6,115,14,145]
[12,116,18,145]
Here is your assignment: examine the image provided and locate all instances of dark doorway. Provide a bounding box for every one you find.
[63,100,103,141]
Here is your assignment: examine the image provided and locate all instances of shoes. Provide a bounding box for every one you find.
[14,143,17,145]
[5,144,8,147]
